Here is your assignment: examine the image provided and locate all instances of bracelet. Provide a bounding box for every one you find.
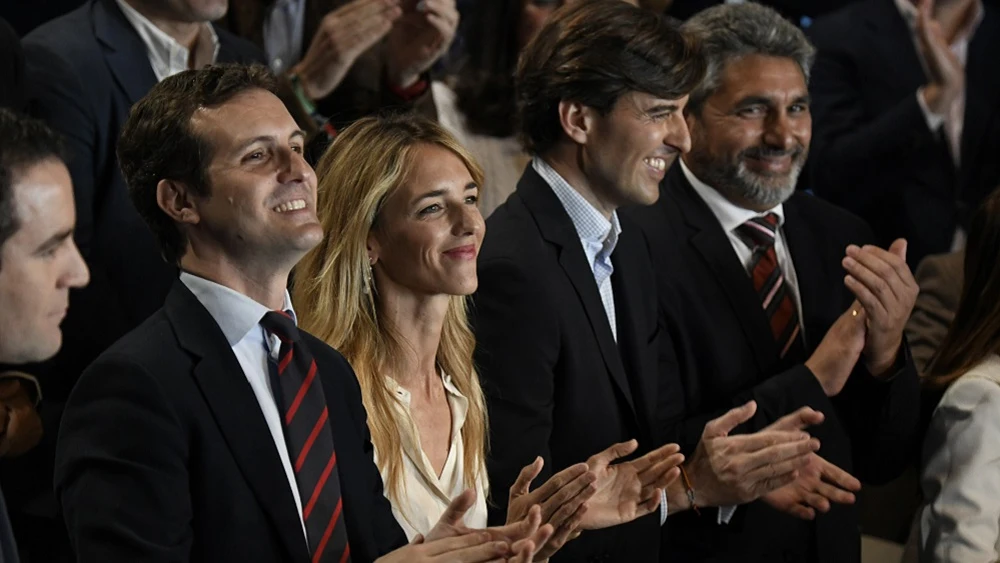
[680,465,700,516]
[288,72,317,115]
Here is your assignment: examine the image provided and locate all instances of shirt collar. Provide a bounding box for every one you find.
[894,0,984,41]
[180,271,296,347]
[532,156,622,248]
[115,0,220,81]
[679,158,786,234]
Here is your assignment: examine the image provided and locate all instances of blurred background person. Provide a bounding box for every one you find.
[292,112,687,557]
[0,17,24,112]
[0,108,90,563]
[918,186,1000,562]
[807,0,1000,269]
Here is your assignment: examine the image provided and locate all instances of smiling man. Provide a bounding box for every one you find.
[625,4,921,562]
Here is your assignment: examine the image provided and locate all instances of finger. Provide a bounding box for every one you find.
[637,487,663,515]
[800,488,832,513]
[703,400,757,438]
[756,470,800,496]
[814,480,857,506]
[787,502,817,521]
[438,489,477,527]
[723,430,811,452]
[818,457,862,492]
[410,533,425,545]
[489,504,541,542]
[844,245,906,303]
[626,442,681,473]
[637,453,684,488]
[531,462,588,504]
[423,532,503,557]
[587,439,638,468]
[540,471,597,526]
[844,275,890,323]
[764,406,825,432]
[510,457,545,498]
[743,438,819,475]
[338,0,400,19]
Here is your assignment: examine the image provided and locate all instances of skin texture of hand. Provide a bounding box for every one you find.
[842,239,918,377]
[385,0,459,88]
[578,440,685,530]
[672,401,821,511]
[916,0,966,114]
[0,379,42,458]
[424,489,554,560]
[373,531,530,563]
[292,0,403,100]
[804,303,868,396]
[506,458,596,559]
[762,453,861,520]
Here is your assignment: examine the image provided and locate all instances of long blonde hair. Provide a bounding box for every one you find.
[293,114,489,508]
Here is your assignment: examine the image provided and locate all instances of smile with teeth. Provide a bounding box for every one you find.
[644,157,667,172]
[273,199,307,213]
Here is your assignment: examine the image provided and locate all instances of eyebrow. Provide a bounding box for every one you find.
[645,103,680,115]
[412,182,479,204]
[232,130,307,155]
[735,94,812,108]
[34,227,74,254]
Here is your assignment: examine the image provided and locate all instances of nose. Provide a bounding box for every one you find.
[451,201,484,237]
[764,111,796,152]
[666,114,692,154]
[61,240,90,289]
[278,147,315,185]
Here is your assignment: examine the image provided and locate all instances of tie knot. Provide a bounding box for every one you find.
[260,310,299,344]
[735,213,779,249]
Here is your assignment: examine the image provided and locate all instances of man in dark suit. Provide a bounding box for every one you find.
[626,4,922,561]
[0,18,23,112]
[221,0,457,135]
[807,0,1000,268]
[0,109,90,563]
[55,63,549,563]
[473,3,833,562]
[8,3,264,557]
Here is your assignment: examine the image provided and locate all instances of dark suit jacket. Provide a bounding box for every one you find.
[0,487,17,563]
[220,0,438,134]
[0,17,23,111]
[472,166,669,563]
[4,1,264,520]
[54,281,407,563]
[807,0,1000,268]
[624,166,921,563]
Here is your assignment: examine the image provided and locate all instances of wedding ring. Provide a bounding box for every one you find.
[852,309,858,317]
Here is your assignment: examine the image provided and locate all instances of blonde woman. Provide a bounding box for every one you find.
[293,114,686,559]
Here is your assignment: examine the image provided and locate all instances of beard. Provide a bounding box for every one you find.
[689,143,807,209]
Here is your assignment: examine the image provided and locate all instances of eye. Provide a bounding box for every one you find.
[245,150,265,162]
[789,103,809,114]
[738,105,765,117]
[419,203,443,215]
[465,194,479,205]
[291,144,304,154]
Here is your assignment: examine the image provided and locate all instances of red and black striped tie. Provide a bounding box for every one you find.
[734,214,804,359]
[261,310,351,563]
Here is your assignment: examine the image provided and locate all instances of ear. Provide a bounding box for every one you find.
[365,231,380,266]
[557,100,596,146]
[156,179,201,226]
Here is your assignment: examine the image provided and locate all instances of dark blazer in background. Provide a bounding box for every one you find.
[807,0,1000,268]
[472,166,670,563]
[625,166,921,563]
[55,281,407,563]
[221,0,438,134]
[0,17,24,111]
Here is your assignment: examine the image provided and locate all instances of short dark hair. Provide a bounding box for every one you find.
[515,0,705,155]
[118,63,278,265]
[0,108,67,255]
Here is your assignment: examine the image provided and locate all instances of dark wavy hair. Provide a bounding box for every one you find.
[515,0,705,155]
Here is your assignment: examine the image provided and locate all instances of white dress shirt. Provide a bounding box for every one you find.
[376,373,488,540]
[115,0,220,82]
[532,157,672,525]
[681,159,806,343]
[264,0,307,74]
[179,272,309,546]
[919,353,1000,563]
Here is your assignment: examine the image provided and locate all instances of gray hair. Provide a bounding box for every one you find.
[681,2,816,115]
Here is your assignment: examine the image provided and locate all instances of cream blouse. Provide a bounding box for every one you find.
[375,373,489,540]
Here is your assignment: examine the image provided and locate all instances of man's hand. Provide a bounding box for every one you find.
[0,378,42,458]
[507,458,596,559]
[672,402,821,510]
[762,453,861,520]
[578,441,684,530]
[805,304,868,396]
[916,0,965,115]
[373,531,528,563]
[424,489,554,559]
[292,0,403,100]
[843,239,918,376]
[385,0,459,89]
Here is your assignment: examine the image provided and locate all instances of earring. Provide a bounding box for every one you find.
[362,260,374,295]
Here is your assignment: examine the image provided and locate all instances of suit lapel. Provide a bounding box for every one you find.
[517,167,639,420]
[164,282,309,563]
[93,0,158,105]
[666,168,781,371]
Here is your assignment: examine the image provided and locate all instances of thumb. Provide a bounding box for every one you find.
[767,406,825,432]
[704,400,757,438]
[889,238,907,262]
[588,439,639,468]
[438,489,476,527]
[510,457,544,498]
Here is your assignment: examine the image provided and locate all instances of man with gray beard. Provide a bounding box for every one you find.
[624,3,921,562]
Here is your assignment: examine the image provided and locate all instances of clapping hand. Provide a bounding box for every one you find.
[506,459,596,559]
[763,453,861,520]
[386,0,460,89]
